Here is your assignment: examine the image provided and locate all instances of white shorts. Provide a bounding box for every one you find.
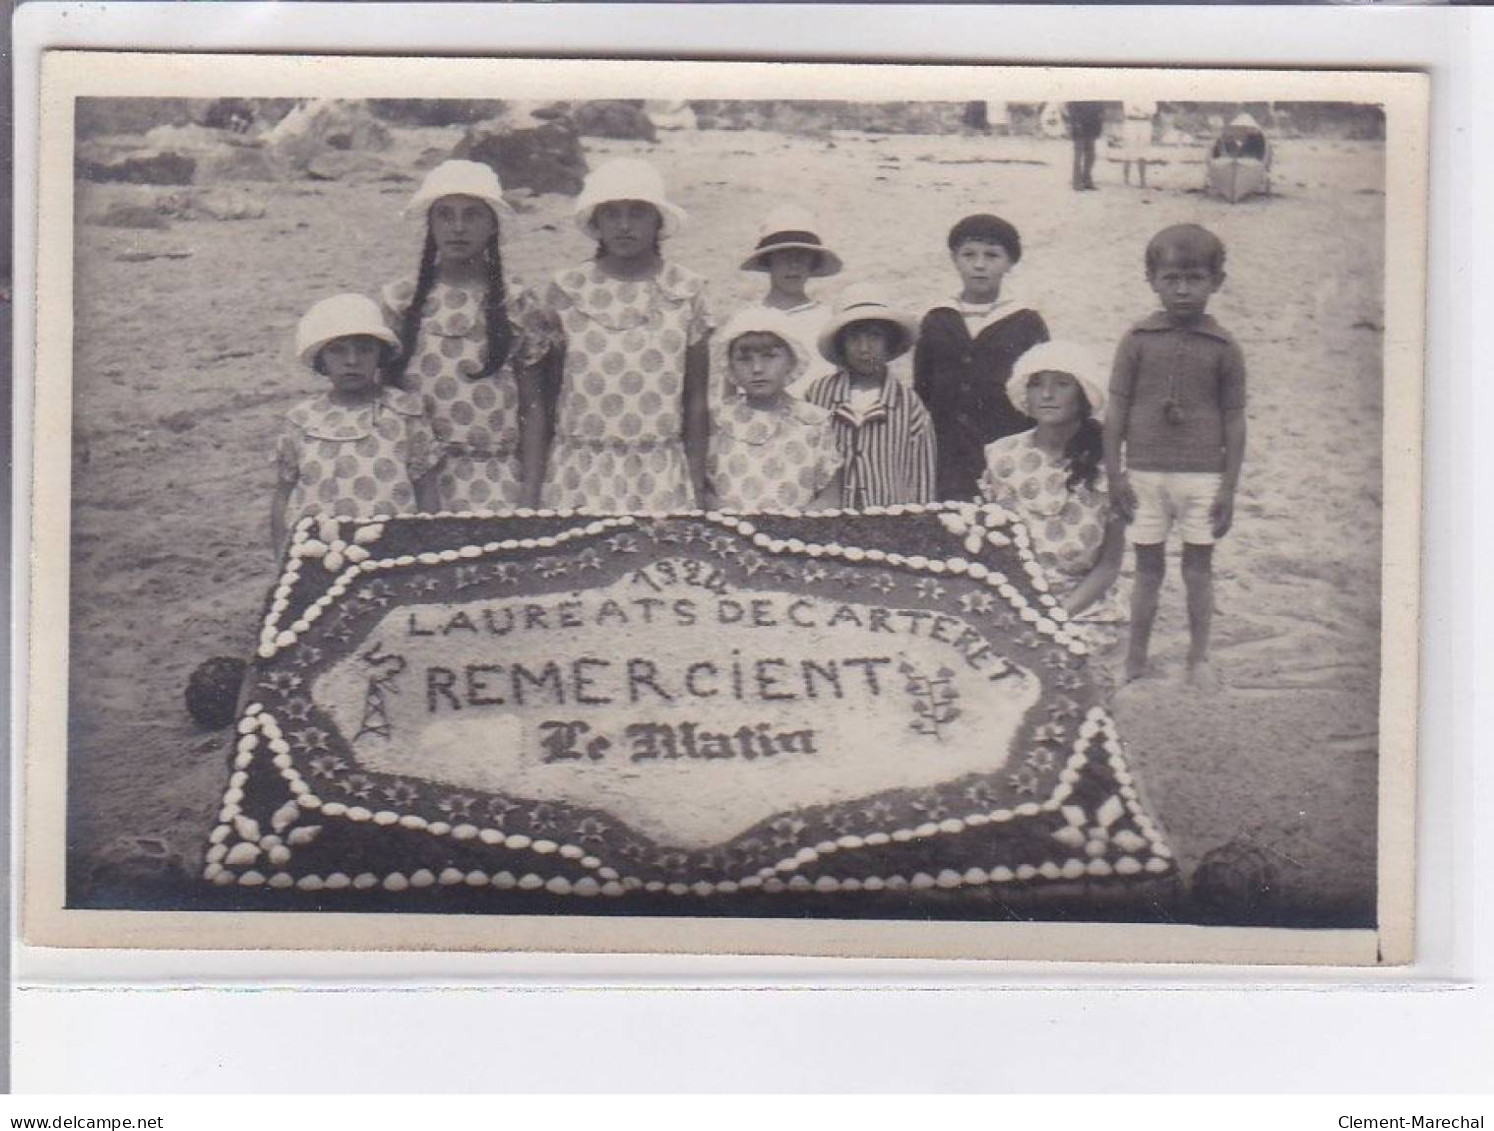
[1128,470,1222,546]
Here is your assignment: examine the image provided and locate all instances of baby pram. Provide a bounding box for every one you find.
[1206,113,1271,203]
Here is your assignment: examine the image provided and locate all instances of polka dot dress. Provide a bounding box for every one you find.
[708,396,843,511]
[380,277,556,511]
[979,430,1125,645]
[541,261,712,512]
[276,390,438,523]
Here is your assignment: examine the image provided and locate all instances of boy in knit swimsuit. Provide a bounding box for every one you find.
[1104,224,1247,690]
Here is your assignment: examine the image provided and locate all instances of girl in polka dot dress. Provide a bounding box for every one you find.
[979,341,1126,648]
[272,294,440,549]
[380,160,557,511]
[707,309,842,512]
[541,158,712,512]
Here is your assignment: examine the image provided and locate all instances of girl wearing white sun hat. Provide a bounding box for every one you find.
[272,294,440,549]
[732,203,844,396]
[541,157,713,512]
[980,339,1125,648]
[379,159,559,512]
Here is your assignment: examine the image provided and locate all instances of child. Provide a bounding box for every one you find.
[707,308,843,511]
[914,213,1050,501]
[380,160,555,511]
[804,284,935,508]
[737,203,844,394]
[1104,224,1247,689]
[980,341,1125,647]
[541,157,712,512]
[271,293,439,549]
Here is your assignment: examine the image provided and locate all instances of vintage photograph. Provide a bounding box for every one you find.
[24,55,1424,961]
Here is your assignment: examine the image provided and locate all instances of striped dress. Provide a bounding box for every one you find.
[802,370,936,509]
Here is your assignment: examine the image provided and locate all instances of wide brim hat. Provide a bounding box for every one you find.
[716,307,810,384]
[740,203,844,277]
[405,159,513,221]
[574,157,687,239]
[1007,340,1107,417]
[296,293,400,366]
[816,284,919,366]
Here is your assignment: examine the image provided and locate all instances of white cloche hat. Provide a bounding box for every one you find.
[1007,340,1107,417]
[296,293,400,366]
[573,157,687,238]
[405,159,513,221]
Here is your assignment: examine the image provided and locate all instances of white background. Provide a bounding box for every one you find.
[10,2,1491,1092]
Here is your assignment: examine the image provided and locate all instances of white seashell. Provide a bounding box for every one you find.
[320,802,347,817]
[353,873,379,889]
[814,876,840,893]
[1061,859,1087,880]
[373,811,399,827]
[559,844,584,860]
[286,825,321,846]
[296,875,325,892]
[601,881,626,897]
[1087,859,1113,877]
[438,868,464,886]
[206,844,227,864]
[938,818,965,835]
[989,866,1015,883]
[963,867,989,886]
[324,872,351,890]
[232,814,262,843]
[1115,856,1143,876]
[574,877,601,897]
[268,872,294,889]
[491,871,517,890]
[936,869,964,889]
[400,815,429,831]
[786,875,812,892]
[346,806,371,822]
[505,834,532,850]
[465,871,490,887]
[532,839,558,855]
[862,876,885,892]
[1016,864,1037,880]
[238,870,267,887]
[1038,861,1062,879]
[909,873,936,891]
[518,874,544,891]
[410,869,436,888]
[863,832,890,847]
[383,873,410,892]
[428,822,452,836]
[267,846,292,867]
[344,544,369,564]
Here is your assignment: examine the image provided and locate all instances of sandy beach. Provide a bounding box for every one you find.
[63,120,1386,925]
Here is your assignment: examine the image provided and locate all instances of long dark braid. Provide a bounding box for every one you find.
[1063,394,1104,492]
[480,228,514,377]
[390,229,439,389]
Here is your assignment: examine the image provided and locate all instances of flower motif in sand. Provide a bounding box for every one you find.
[341,773,375,800]
[575,547,603,571]
[604,534,639,555]
[959,591,995,615]
[308,753,347,779]
[263,671,303,695]
[382,780,419,806]
[289,726,331,752]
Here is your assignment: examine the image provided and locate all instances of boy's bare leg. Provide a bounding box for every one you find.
[1125,542,1165,682]
[1181,542,1218,689]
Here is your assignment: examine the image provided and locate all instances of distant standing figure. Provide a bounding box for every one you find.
[1065,101,1107,191]
[914,213,1049,501]
[1104,224,1248,690]
[1122,100,1158,188]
